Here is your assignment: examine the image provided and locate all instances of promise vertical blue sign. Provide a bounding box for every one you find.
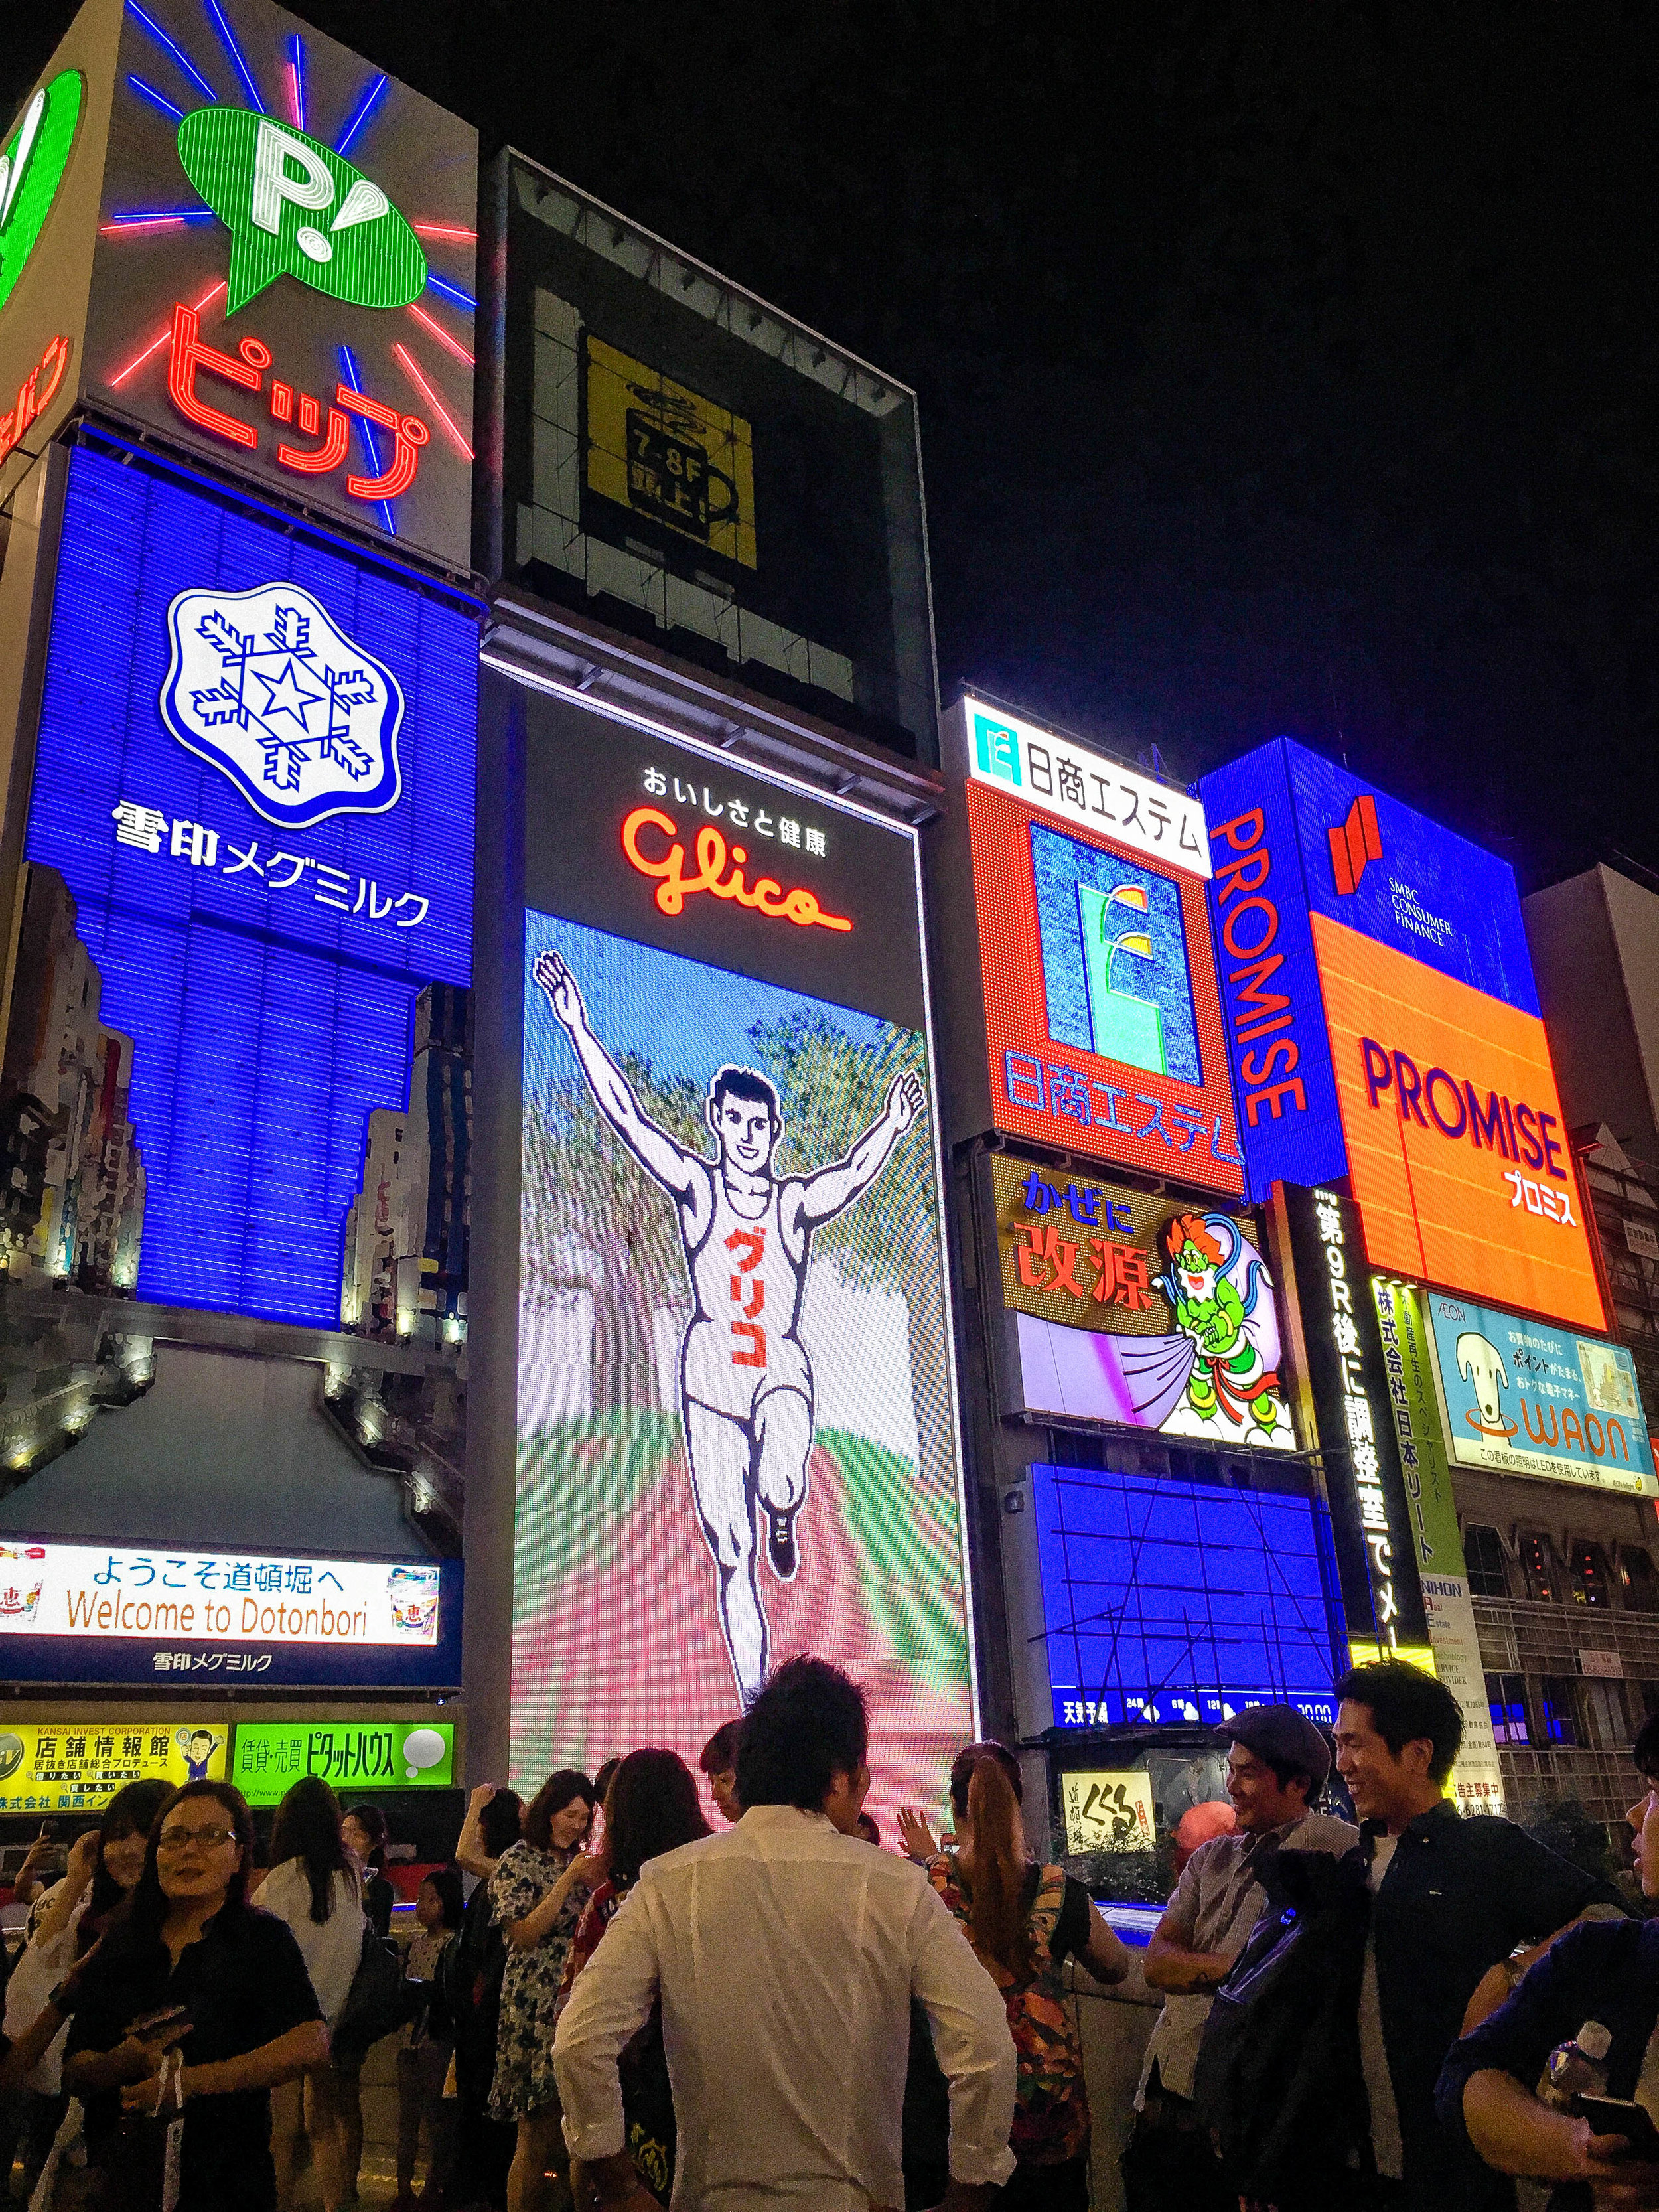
[1198,740,1345,1199]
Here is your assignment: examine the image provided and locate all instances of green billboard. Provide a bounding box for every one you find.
[230,1719,454,1806]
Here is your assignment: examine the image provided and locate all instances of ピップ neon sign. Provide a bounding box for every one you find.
[0,332,72,467]
[621,806,852,932]
[166,302,427,505]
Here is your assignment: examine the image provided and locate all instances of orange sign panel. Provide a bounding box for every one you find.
[1311,913,1605,1329]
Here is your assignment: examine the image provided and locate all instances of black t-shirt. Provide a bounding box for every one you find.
[66,1899,321,2212]
[364,1869,395,1939]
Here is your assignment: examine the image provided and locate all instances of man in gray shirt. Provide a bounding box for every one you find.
[1122,1705,1357,2212]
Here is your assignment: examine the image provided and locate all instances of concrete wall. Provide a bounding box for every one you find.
[1524,868,1653,1142]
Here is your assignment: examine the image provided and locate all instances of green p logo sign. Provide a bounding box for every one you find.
[0,71,82,321]
[177,108,427,316]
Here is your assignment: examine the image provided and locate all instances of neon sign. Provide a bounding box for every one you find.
[620,805,853,932]
[0,332,70,465]
[176,106,426,315]
[166,301,427,501]
[0,71,82,321]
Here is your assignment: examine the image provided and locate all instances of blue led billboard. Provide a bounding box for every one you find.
[1198,735,1544,1202]
[19,441,477,1325]
[1031,1459,1348,1730]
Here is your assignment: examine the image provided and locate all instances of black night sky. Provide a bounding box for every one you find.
[11,2,1659,889]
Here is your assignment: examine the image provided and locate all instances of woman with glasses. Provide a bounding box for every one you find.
[253,1776,365,2212]
[60,1778,328,2211]
[2,1779,173,2198]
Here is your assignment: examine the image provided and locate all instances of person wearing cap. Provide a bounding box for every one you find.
[1122,1704,1356,2212]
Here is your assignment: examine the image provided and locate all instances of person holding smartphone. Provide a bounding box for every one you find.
[60,1778,328,2211]
[1436,1712,1659,2211]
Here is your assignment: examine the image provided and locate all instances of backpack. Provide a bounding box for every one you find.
[1191,1844,1372,2203]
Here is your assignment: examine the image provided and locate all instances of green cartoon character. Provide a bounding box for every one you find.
[1156,1212,1282,1437]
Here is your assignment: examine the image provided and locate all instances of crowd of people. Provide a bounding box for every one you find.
[0,1653,1654,2211]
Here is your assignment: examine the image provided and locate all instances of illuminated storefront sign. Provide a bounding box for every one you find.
[987,1153,1295,1449]
[0,331,71,463]
[79,0,476,566]
[1031,1457,1347,1732]
[1421,1290,1657,1496]
[585,335,756,569]
[230,1718,455,1805]
[0,1538,461,1688]
[1200,740,1603,1330]
[1278,1185,1429,1664]
[1060,1770,1155,1855]
[499,675,974,1842]
[1374,1281,1507,1813]
[944,697,1245,1194]
[1317,916,1603,1329]
[0,1718,227,1814]
[12,439,476,1325]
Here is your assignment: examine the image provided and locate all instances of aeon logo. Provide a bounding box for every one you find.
[1328,793,1382,895]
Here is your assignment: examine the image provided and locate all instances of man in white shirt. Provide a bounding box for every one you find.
[1123,1704,1358,2212]
[554,1656,1017,2211]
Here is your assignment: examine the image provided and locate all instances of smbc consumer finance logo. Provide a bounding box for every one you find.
[177,109,425,315]
[0,72,83,319]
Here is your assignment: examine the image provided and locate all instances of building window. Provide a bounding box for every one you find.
[1581,1679,1632,1753]
[1519,1532,1563,1603]
[1538,1676,1580,1745]
[1568,1540,1611,1609]
[1619,1548,1659,1615]
[1485,1672,1530,1745]
[1464,1524,1509,1599]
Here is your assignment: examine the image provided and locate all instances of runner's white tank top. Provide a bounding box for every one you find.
[680,1172,812,1421]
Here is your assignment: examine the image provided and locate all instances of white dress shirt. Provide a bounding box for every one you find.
[554,1803,1017,2209]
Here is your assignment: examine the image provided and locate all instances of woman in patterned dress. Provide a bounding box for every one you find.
[487,1768,600,2212]
[898,1742,1130,2211]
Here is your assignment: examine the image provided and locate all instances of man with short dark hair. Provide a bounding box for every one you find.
[1124,1704,1356,2212]
[697,1718,743,1825]
[1334,1659,1623,2211]
[555,1655,1017,2212]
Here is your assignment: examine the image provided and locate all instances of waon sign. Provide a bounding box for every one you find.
[939,696,1246,1196]
[8,0,478,567]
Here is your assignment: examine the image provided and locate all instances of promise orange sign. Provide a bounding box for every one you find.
[1311,913,1605,1329]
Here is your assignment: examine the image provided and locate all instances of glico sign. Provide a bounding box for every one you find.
[1200,738,1603,1330]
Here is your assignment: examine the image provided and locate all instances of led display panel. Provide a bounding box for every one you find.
[1313,914,1604,1329]
[1031,1459,1348,1732]
[987,1153,1295,1449]
[1420,1290,1656,1497]
[508,682,974,1839]
[0,1717,227,1814]
[230,1717,455,1803]
[12,440,476,1327]
[496,158,934,758]
[952,699,1244,1196]
[73,0,477,567]
[0,1536,461,1686]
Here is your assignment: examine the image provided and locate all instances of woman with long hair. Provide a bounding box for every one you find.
[3,1779,173,2198]
[487,1769,600,2212]
[60,1779,328,2211]
[253,1775,364,2212]
[898,1744,1130,2211]
[557,1749,709,2210]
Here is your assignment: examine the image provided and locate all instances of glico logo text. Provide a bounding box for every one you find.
[621,806,852,932]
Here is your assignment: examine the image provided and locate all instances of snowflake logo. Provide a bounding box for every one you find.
[159,582,404,828]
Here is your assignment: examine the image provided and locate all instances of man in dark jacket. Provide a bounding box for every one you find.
[1335,1662,1624,2212]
